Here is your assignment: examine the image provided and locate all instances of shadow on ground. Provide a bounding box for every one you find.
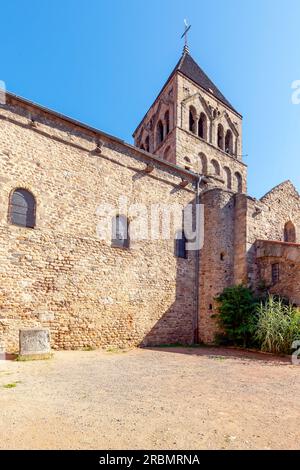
[144,345,291,365]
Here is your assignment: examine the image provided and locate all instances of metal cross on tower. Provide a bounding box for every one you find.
[181,19,191,52]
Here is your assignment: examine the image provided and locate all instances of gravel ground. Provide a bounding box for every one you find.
[0,346,299,450]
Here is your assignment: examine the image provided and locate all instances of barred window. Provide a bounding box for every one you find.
[271,263,280,284]
[9,188,36,228]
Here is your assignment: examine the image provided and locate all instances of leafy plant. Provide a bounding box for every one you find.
[3,381,21,389]
[255,295,300,354]
[215,285,258,347]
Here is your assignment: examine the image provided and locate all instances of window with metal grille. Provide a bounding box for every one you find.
[9,188,36,228]
[271,263,280,284]
[112,215,129,249]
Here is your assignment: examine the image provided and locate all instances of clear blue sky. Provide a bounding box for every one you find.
[1,0,299,198]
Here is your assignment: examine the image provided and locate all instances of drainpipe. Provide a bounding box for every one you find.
[193,175,202,344]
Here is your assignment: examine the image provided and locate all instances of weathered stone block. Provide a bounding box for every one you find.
[19,328,52,360]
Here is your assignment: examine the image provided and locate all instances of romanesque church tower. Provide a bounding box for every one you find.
[133,47,250,342]
[133,47,300,344]
[133,46,246,195]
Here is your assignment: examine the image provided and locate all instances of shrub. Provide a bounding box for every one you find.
[255,295,300,354]
[215,285,258,347]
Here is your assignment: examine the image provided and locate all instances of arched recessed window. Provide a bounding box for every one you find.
[145,136,150,153]
[156,120,164,146]
[164,146,171,161]
[164,110,170,135]
[9,188,36,228]
[211,159,220,176]
[140,144,145,151]
[225,130,234,155]
[284,221,296,243]
[184,156,191,171]
[199,153,207,175]
[198,113,207,140]
[189,106,197,134]
[224,166,232,189]
[112,215,129,249]
[175,230,187,259]
[217,124,224,150]
[235,172,243,193]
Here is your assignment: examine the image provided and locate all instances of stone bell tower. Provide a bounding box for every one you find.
[133,46,247,194]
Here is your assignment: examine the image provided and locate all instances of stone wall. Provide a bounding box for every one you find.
[245,181,300,288]
[198,188,236,343]
[175,127,247,193]
[256,240,300,304]
[0,95,197,352]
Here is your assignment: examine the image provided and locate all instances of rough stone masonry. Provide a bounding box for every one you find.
[0,47,299,352]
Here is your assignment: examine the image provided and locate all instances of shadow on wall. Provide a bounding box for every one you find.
[139,217,197,348]
[140,186,239,348]
[139,266,196,347]
[139,251,197,348]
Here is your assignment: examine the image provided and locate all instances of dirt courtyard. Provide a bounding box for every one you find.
[0,346,299,450]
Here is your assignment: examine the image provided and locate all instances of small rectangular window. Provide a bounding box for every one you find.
[111,215,129,249]
[271,263,280,284]
[175,231,187,259]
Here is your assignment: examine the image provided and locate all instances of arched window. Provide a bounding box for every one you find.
[235,172,243,193]
[164,111,170,135]
[198,113,207,140]
[225,130,233,155]
[217,124,224,150]
[189,106,197,134]
[156,120,164,146]
[199,153,207,175]
[140,144,145,151]
[175,230,187,259]
[9,188,36,228]
[145,136,150,152]
[284,221,296,243]
[224,166,232,189]
[112,215,129,248]
[184,157,191,171]
[211,159,220,176]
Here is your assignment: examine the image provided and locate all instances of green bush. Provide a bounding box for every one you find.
[215,285,258,347]
[255,295,300,354]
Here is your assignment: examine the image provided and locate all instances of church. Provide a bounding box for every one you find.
[1,45,299,352]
